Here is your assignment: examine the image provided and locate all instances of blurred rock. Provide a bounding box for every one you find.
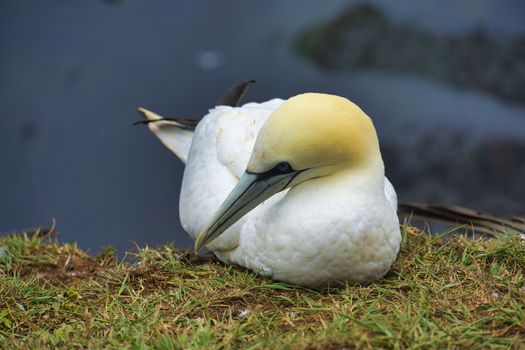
[296,4,525,104]
[384,135,525,215]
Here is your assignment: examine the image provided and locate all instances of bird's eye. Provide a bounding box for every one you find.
[275,162,292,173]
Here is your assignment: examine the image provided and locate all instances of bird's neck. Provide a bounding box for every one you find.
[291,154,386,200]
[336,156,385,193]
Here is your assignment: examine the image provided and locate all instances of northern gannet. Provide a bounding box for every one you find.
[138,91,401,287]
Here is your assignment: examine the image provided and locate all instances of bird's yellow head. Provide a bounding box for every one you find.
[195,93,383,252]
[248,93,381,177]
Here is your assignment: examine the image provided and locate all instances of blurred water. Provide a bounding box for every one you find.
[1,0,524,253]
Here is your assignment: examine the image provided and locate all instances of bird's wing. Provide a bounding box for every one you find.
[135,80,257,164]
[136,108,195,163]
[179,99,285,250]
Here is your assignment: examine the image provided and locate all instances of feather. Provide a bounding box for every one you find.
[398,203,525,238]
[218,79,256,107]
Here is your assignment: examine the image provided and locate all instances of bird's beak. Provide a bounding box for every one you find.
[195,170,300,252]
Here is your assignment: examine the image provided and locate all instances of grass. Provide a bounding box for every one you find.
[0,225,524,349]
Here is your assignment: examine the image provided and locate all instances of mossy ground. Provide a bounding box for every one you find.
[0,225,524,349]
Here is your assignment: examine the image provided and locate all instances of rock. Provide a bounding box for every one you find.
[296,4,525,104]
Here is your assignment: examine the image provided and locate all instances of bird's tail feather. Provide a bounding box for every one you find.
[399,202,525,239]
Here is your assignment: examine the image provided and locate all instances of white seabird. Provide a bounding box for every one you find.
[138,92,401,288]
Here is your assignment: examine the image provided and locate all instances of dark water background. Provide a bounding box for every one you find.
[1,0,524,254]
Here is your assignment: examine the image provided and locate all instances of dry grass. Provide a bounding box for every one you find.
[0,225,524,349]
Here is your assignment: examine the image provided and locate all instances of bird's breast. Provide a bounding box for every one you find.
[229,173,401,287]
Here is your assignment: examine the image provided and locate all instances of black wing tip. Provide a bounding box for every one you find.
[219,79,257,107]
[132,107,151,126]
[132,119,152,126]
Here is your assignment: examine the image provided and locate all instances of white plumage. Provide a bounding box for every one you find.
[140,93,401,288]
